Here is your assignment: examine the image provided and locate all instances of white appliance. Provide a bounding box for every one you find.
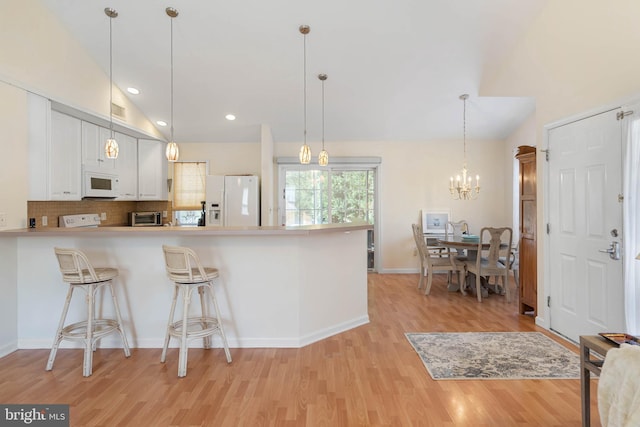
[206,175,260,226]
[82,169,119,199]
[59,213,101,228]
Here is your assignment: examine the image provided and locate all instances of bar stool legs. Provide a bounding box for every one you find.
[161,281,232,377]
[47,247,131,377]
[161,244,232,377]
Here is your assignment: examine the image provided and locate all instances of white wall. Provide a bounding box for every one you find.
[481,0,640,325]
[0,0,162,139]
[0,82,27,356]
[176,142,261,176]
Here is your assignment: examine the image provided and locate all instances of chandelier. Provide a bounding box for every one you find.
[449,94,480,200]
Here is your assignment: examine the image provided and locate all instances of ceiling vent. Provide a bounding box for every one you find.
[111,102,126,119]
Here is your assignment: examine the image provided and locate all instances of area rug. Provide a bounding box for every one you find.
[405,332,581,380]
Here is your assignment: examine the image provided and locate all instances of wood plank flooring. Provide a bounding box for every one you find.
[0,273,598,426]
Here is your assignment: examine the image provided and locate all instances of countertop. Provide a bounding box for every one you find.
[0,222,372,237]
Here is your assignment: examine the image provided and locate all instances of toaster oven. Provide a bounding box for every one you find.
[129,211,162,226]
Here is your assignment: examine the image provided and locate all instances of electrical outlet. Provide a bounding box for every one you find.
[42,216,48,226]
[101,212,107,220]
[0,212,6,228]
[413,248,417,257]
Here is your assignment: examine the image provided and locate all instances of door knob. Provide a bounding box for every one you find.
[599,241,620,260]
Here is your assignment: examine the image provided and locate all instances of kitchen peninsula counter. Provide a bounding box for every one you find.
[2,222,371,236]
[0,223,371,355]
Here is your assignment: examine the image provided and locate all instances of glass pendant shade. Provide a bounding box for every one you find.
[166,141,179,162]
[318,149,329,166]
[105,138,119,159]
[299,143,311,164]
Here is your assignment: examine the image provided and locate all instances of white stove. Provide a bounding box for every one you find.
[58,213,101,228]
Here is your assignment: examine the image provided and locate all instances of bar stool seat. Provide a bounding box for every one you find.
[46,247,131,377]
[161,245,232,377]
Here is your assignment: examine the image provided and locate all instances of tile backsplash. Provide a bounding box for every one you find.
[28,200,173,227]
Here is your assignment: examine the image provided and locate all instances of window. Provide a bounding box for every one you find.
[173,162,206,225]
[278,159,379,271]
[282,168,375,226]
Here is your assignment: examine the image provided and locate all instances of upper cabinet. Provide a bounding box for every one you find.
[115,132,138,200]
[81,121,116,171]
[28,93,166,201]
[138,139,168,200]
[50,111,82,200]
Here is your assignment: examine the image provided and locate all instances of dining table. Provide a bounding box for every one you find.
[437,235,507,298]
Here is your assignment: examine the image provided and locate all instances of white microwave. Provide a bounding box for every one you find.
[82,170,119,199]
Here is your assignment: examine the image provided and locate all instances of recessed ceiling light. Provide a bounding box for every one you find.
[225,114,236,121]
[127,87,140,95]
[156,120,167,127]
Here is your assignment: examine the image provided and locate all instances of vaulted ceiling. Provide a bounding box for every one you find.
[39,0,545,143]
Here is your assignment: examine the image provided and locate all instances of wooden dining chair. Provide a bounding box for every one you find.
[412,224,465,295]
[446,220,469,261]
[465,227,513,302]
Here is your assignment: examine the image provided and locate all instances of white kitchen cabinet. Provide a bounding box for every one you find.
[137,139,168,200]
[27,93,50,200]
[81,121,116,171]
[49,110,82,200]
[28,95,82,201]
[115,132,138,200]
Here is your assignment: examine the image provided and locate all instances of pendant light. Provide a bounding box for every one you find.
[318,73,329,166]
[298,25,311,164]
[165,7,179,162]
[449,94,480,200]
[104,8,119,159]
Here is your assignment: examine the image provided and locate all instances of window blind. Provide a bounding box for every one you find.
[173,162,207,210]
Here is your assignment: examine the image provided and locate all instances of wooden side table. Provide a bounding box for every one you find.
[580,335,617,427]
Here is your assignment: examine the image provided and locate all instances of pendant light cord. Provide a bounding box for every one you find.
[170,15,174,143]
[321,77,325,149]
[303,32,307,145]
[109,15,114,138]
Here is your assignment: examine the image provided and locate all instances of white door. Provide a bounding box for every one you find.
[548,109,625,342]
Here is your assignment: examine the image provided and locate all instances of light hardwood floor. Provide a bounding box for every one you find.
[0,273,597,426]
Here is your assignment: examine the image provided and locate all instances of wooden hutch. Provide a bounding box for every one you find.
[516,145,537,315]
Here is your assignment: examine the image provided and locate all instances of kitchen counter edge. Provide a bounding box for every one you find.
[0,223,372,237]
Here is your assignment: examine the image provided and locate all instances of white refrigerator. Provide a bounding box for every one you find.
[205,175,260,226]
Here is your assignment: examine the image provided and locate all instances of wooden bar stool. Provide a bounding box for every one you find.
[46,247,131,377]
[161,245,232,377]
